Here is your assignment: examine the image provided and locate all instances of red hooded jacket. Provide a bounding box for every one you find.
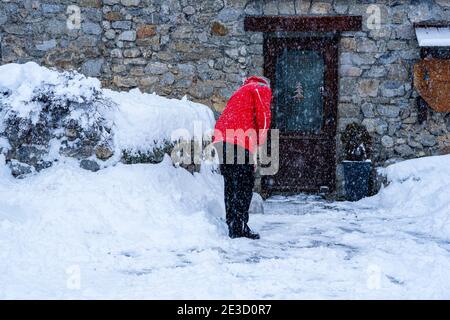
[213,76,272,154]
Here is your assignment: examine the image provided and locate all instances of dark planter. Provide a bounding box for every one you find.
[342,160,372,201]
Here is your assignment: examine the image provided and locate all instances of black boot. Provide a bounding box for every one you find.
[228,214,244,239]
[241,223,260,240]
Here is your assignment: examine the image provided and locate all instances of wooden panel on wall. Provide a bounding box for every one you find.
[414,59,450,113]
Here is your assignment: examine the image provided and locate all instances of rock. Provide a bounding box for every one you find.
[136,24,157,39]
[380,81,405,97]
[263,1,278,15]
[42,4,64,14]
[417,132,437,147]
[340,38,357,51]
[387,40,408,51]
[9,161,34,178]
[436,0,450,7]
[104,29,116,40]
[61,145,95,159]
[340,65,362,77]
[0,9,7,26]
[80,159,100,172]
[408,138,422,149]
[334,0,349,14]
[80,0,102,7]
[358,79,379,97]
[118,31,136,41]
[111,21,132,30]
[211,21,228,36]
[361,103,375,118]
[145,62,168,75]
[357,39,378,53]
[113,76,137,88]
[110,49,122,58]
[121,0,140,6]
[81,58,104,77]
[161,72,175,85]
[183,6,195,15]
[171,26,194,39]
[387,64,408,81]
[310,2,332,14]
[105,11,122,21]
[381,136,394,148]
[225,48,239,58]
[278,1,295,14]
[362,118,387,135]
[377,105,401,118]
[123,58,147,65]
[123,48,141,58]
[139,76,159,87]
[395,144,414,157]
[95,145,113,160]
[13,146,47,165]
[217,8,242,22]
[65,128,79,141]
[189,84,214,99]
[35,39,57,51]
[82,22,102,35]
[365,66,387,78]
[338,103,360,118]
[176,63,195,77]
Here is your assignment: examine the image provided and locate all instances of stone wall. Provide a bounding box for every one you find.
[1,0,450,193]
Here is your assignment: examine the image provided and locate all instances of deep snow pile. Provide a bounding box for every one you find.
[0,154,226,298]
[0,62,215,176]
[106,88,214,156]
[358,154,450,239]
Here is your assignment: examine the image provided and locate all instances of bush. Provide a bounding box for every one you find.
[340,123,372,161]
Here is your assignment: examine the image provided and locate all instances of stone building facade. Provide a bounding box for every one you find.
[1,0,450,195]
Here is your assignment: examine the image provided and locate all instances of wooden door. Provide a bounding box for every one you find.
[262,36,338,194]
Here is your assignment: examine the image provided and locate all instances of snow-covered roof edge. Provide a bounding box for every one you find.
[415,25,450,47]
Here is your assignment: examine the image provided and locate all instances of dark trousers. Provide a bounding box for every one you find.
[218,143,255,227]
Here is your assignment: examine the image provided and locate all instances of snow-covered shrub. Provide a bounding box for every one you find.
[0,63,216,177]
[0,62,114,177]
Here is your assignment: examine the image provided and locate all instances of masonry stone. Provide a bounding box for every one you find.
[81,58,104,77]
[417,132,437,147]
[36,39,57,51]
[381,136,394,148]
[118,30,136,41]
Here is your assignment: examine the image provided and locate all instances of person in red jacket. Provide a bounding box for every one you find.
[213,76,272,239]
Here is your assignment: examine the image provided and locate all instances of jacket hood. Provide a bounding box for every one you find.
[244,76,269,86]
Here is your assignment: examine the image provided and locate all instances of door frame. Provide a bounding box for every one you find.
[262,35,339,195]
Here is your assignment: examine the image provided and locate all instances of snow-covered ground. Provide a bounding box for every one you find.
[1,153,449,299]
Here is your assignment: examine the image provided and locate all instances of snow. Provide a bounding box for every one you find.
[0,62,101,121]
[359,154,450,240]
[1,153,449,299]
[105,88,215,154]
[0,157,226,298]
[415,27,450,47]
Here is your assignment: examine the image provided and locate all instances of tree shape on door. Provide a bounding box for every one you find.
[293,82,304,101]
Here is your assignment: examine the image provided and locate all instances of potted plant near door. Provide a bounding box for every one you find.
[340,123,373,201]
